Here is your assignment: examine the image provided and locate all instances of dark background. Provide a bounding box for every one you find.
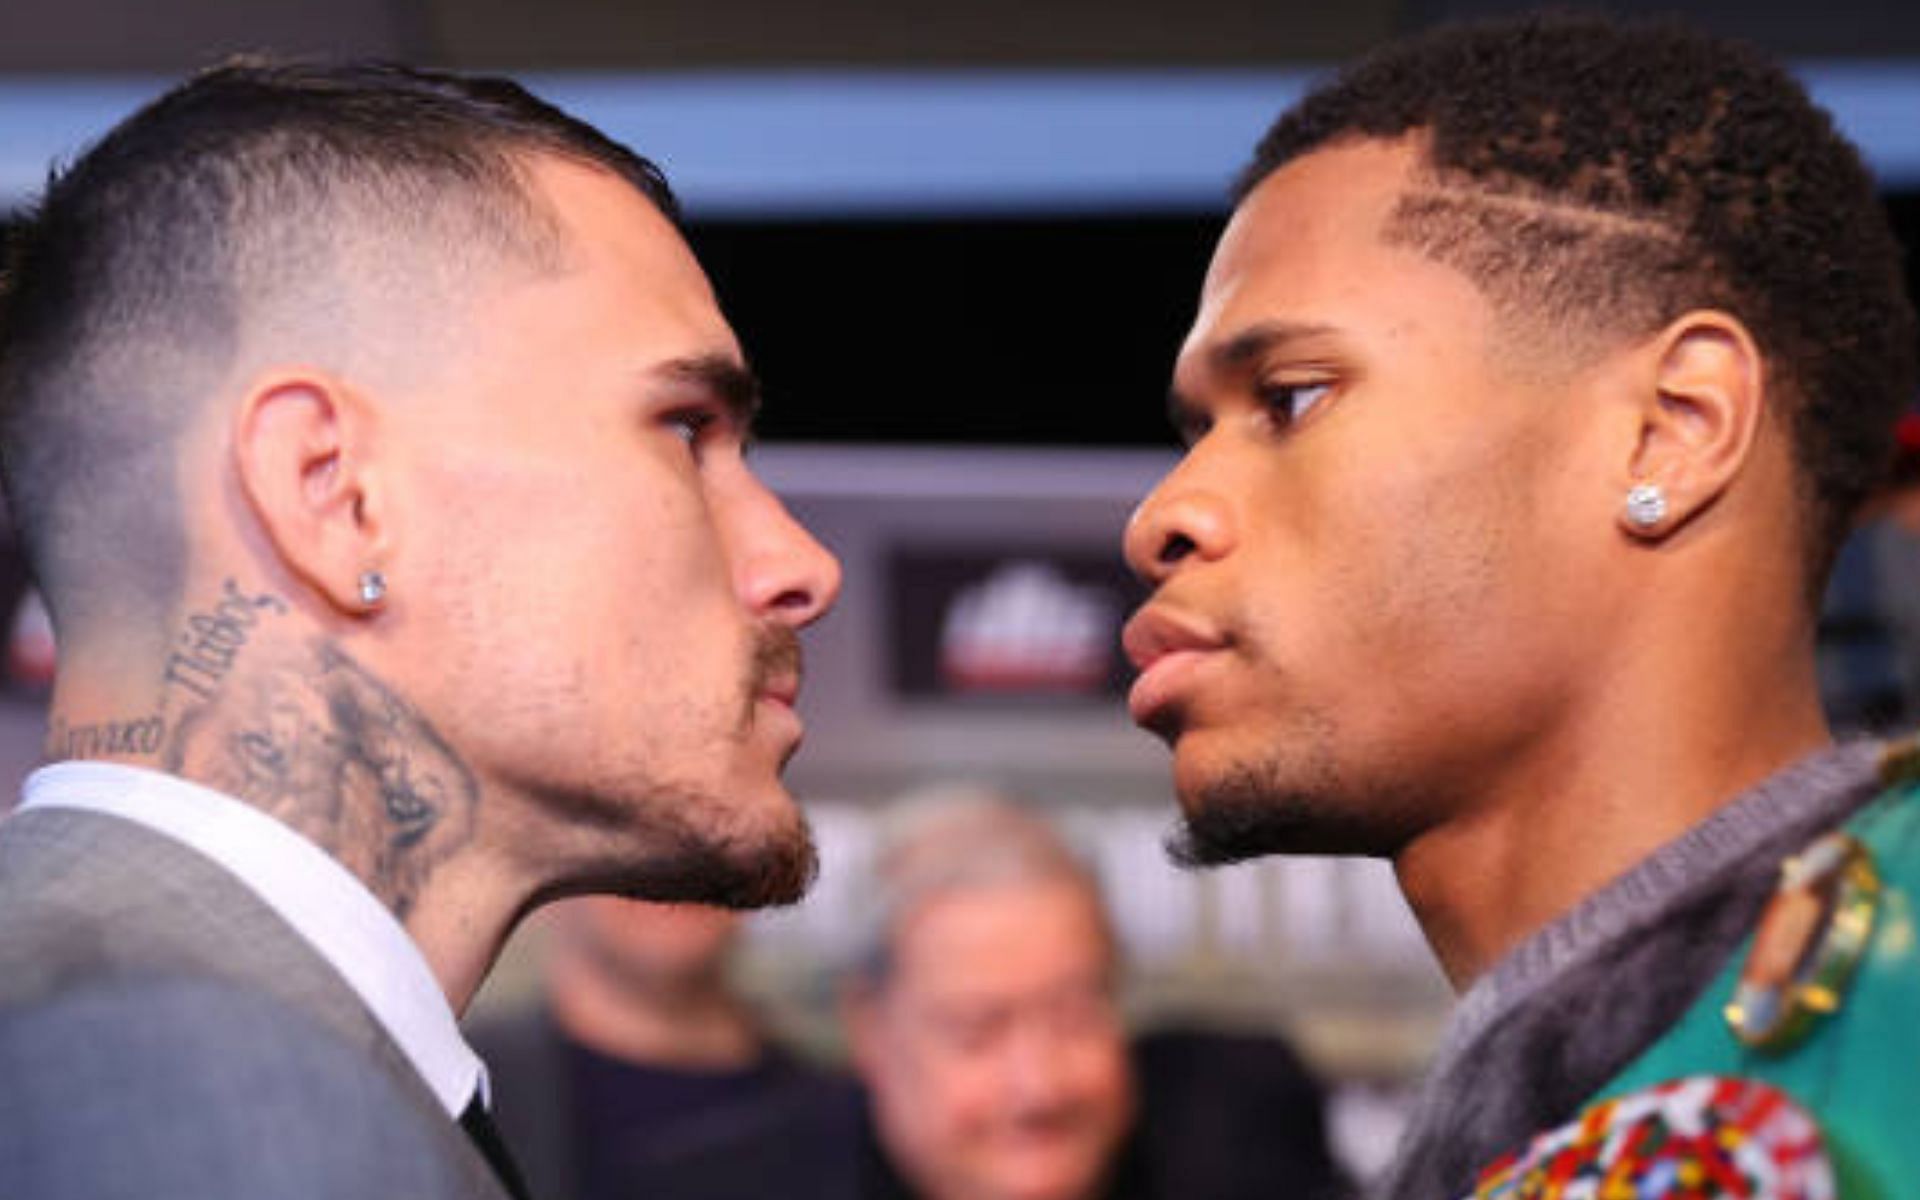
[694,199,1920,447]
[5,0,1920,70]
[7,0,1920,450]
[692,216,1220,447]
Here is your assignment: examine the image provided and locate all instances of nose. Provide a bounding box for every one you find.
[1122,457,1236,586]
[730,473,843,627]
[1002,1028,1077,1114]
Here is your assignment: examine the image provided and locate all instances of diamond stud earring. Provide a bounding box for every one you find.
[1624,483,1668,531]
[357,570,388,608]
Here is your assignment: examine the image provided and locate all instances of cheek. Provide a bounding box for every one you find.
[1202,465,1519,777]
[873,1031,958,1111]
[879,1044,1000,1152]
[1312,438,1582,756]
[409,488,751,751]
[1087,1041,1132,1101]
[1306,440,1530,663]
[460,492,741,665]
[1059,1041,1132,1131]
[924,1054,1003,1135]
[870,1043,1003,1180]
[418,441,733,590]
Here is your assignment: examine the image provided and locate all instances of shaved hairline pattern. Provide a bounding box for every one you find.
[1382,173,1706,365]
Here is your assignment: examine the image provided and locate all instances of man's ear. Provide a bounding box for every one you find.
[1617,310,1767,541]
[232,370,390,615]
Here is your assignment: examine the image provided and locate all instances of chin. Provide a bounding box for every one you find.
[1165,751,1402,866]
[993,1165,1105,1200]
[614,834,817,908]
[586,778,820,908]
[985,1135,1116,1200]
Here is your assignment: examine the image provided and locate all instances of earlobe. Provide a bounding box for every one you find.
[1617,311,1765,541]
[1622,482,1670,536]
[232,371,390,616]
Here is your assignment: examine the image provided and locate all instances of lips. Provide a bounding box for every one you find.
[1121,605,1227,727]
[756,672,805,762]
[752,626,804,708]
[758,674,800,707]
[1122,604,1227,671]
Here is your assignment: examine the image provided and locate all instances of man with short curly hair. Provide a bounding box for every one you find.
[1123,14,1920,1197]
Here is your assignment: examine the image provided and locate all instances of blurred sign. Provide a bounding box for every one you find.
[888,547,1143,700]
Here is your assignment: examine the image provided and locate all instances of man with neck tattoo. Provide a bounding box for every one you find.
[0,60,838,1199]
[1124,15,1920,1199]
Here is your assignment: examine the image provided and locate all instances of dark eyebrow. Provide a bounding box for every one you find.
[1208,320,1341,374]
[1166,320,1342,442]
[655,353,763,432]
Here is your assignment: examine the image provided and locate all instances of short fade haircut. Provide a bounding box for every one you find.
[1236,14,1918,586]
[842,784,1111,989]
[0,59,679,618]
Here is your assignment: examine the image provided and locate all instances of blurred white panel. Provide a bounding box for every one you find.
[1089,806,1199,965]
[1345,857,1430,964]
[1211,859,1270,958]
[1275,856,1346,965]
[7,65,1920,216]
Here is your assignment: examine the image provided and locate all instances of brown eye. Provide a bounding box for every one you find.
[1258,381,1333,427]
[666,409,716,459]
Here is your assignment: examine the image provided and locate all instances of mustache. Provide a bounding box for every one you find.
[749,624,803,694]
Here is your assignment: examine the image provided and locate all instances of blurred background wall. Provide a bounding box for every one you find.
[5,0,1920,1178]
[5,0,1920,68]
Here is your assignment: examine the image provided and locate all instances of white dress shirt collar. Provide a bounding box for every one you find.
[17,759,486,1116]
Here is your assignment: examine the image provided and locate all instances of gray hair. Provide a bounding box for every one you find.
[844,783,1108,987]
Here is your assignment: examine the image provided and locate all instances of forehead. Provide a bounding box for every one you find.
[371,152,745,449]
[888,879,1110,996]
[504,152,737,359]
[1179,138,1499,383]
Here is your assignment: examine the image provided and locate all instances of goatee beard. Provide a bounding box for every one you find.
[1165,760,1400,867]
[614,795,819,909]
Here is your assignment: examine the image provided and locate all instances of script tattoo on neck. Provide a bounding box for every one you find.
[163,578,288,702]
[44,714,166,759]
[42,580,286,763]
[164,638,479,918]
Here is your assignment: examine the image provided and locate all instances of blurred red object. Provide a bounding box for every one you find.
[8,588,54,690]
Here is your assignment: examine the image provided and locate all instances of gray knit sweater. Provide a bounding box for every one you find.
[1375,740,1887,1200]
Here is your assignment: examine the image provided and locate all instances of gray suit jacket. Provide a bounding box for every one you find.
[0,804,511,1199]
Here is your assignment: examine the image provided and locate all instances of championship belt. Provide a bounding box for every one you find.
[1468,1076,1833,1199]
[1472,740,1920,1199]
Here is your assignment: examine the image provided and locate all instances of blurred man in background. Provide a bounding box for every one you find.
[473,899,853,1200]
[841,790,1342,1200]
[1123,13,1920,1197]
[844,795,1138,1200]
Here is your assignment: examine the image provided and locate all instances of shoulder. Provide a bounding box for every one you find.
[1584,760,1920,1197]
[0,973,497,1200]
[1129,1028,1345,1199]
[638,1068,867,1200]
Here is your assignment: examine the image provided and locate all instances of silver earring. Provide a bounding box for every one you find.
[1624,483,1668,531]
[357,570,387,608]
